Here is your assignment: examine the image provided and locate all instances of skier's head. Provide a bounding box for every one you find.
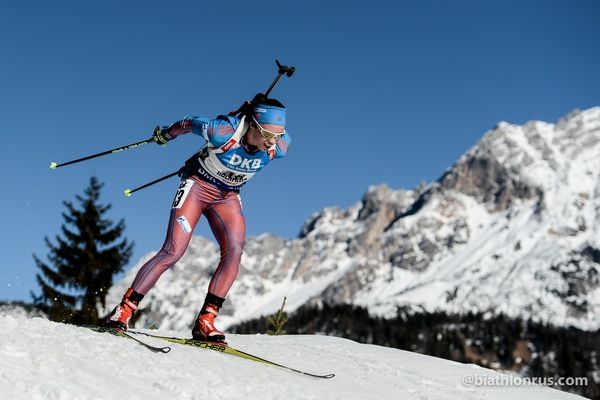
[250,98,286,139]
[247,97,286,151]
[252,98,286,128]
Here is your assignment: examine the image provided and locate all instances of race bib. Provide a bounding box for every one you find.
[172,179,194,209]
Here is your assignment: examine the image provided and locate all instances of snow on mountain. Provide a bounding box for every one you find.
[107,106,600,331]
[0,312,586,400]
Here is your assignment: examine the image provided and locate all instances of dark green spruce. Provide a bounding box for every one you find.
[32,176,133,325]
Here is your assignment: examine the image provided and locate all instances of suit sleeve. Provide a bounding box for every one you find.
[202,118,237,147]
[274,131,292,159]
[165,116,237,148]
[165,116,211,139]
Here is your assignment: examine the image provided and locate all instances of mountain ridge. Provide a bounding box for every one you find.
[107,106,600,332]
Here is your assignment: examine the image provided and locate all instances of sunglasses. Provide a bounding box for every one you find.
[251,117,285,140]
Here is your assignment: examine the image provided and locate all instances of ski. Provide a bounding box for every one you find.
[83,325,171,353]
[129,330,335,379]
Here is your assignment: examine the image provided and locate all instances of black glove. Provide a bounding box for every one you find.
[153,126,172,145]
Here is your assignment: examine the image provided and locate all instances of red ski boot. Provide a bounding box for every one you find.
[192,294,226,343]
[105,288,144,331]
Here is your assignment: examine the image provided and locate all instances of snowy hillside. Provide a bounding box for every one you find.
[0,312,586,400]
[107,106,600,331]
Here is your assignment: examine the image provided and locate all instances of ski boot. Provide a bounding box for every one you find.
[192,293,226,343]
[105,288,144,331]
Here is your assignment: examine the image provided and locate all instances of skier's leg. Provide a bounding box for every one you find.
[130,178,206,294]
[205,192,246,298]
[107,178,210,329]
[192,192,245,341]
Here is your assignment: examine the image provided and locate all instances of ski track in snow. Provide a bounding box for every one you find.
[0,313,584,400]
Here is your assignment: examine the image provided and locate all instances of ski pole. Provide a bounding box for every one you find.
[50,138,155,170]
[123,170,180,197]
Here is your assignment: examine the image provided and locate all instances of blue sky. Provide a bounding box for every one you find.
[1,0,599,301]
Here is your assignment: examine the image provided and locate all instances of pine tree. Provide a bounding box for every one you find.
[32,176,133,325]
[267,297,289,335]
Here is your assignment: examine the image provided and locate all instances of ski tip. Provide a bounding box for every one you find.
[124,189,132,197]
[49,162,58,170]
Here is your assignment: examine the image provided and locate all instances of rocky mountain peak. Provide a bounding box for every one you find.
[107,107,600,332]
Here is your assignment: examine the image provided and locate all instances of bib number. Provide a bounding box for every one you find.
[172,179,194,209]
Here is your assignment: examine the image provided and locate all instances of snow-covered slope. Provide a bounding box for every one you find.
[0,313,585,400]
[107,107,600,331]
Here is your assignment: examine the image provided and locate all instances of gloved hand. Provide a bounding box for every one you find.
[153,126,172,145]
